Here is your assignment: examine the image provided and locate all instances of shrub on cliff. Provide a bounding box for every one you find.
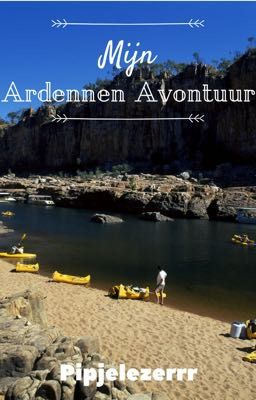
[112,163,132,176]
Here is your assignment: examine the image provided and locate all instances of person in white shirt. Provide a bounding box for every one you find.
[155,266,167,305]
[11,244,24,254]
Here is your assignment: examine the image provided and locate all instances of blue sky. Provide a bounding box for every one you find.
[0,1,255,118]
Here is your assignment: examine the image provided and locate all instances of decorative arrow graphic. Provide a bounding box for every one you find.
[51,114,205,124]
[51,18,205,29]
[51,19,68,28]
[188,114,205,123]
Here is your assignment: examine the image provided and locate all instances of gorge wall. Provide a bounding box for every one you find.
[0,50,255,174]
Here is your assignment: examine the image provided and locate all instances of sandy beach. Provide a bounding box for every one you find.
[0,260,255,400]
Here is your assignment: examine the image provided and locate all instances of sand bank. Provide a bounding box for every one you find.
[0,260,255,400]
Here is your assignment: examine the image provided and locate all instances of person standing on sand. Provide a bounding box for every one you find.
[155,266,167,305]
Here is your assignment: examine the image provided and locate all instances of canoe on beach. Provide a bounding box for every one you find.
[16,262,39,273]
[109,284,167,300]
[109,284,150,300]
[52,271,90,285]
[0,252,37,259]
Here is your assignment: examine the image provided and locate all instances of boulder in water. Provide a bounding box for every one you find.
[140,212,174,222]
[91,214,124,224]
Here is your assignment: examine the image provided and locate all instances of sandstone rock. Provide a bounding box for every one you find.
[112,387,130,400]
[98,382,112,396]
[30,369,50,381]
[93,392,111,400]
[35,380,61,400]
[5,376,41,400]
[179,171,190,180]
[75,380,97,400]
[0,174,255,222]
[125,383,137,395]
[46,362,62,381]
[114,379,126,391]
[35,356,59,371]
[61,377,77,400]
[0,377,19,395]
[0,344,38,378]
[186,196,209,219]
[42,336,82,363]
[4,290,48,327]
[147,192,191,218]
[140,212,173,222]
[208,189,256,221]
[24,325,60,353]
[91,214,123,224]
[75,336,100,355]
[118,192,152,213]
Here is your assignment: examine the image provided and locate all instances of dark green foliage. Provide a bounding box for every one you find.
[7,108,27,124]
[112,163,132,175]
[84,78,112,91]
[0,117,7,125]
[192,52,203,64]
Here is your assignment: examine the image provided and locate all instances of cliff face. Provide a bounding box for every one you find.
[0,51,255,173]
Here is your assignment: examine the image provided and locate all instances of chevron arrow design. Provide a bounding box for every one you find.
[51,19,205,29]
[51,114,205,124]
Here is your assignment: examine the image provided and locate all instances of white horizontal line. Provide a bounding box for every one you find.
[64,117,190,120]
[66,22,191,26]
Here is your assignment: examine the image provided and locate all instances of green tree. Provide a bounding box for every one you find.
[218,58,232,74]
[112,163,132,175]
[7,108,27,124]
[7,111,20,124]
[248,36,256,48]
[84,78,111,91]
[192,52,202,64]
[129,176,137,191]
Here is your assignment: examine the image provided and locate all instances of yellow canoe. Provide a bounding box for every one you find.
[232,236,255,246]
[0,252,36,259]
[109,284,167,300]
[243,351,256,363]
[109,284,150,300]
[52,271,90,285]
[16,262,39,273]
[1,211,15,217]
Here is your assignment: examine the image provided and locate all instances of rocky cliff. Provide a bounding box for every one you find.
[0,50,255,174]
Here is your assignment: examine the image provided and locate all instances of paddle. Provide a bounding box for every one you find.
[16,233,27,247]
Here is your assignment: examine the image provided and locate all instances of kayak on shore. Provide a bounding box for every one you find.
[0,252,37,259]
[16,262,39,273]
[109,284,167,300]
[109,284,150,300]
[52,271,90,285]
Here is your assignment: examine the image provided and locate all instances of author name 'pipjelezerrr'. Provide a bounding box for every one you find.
[60,363,198,387]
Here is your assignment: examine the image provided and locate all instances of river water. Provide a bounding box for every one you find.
[1,203,255,322]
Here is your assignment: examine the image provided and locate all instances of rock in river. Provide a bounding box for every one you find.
[91,214,124,224]
[140,212,174,222]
